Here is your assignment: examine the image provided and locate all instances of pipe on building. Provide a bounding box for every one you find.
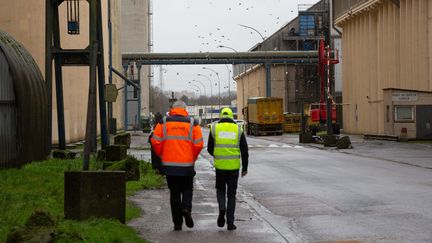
[122,51,318,61]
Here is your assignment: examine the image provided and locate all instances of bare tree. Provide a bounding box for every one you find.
[151,86,170,114]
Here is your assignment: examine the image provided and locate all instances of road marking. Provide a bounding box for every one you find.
[248,144,303,148]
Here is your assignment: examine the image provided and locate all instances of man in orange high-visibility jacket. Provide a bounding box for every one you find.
[151,101,204,231]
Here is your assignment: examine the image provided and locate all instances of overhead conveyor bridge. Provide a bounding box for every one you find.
[122,51,320,98]
[122,51,319,65]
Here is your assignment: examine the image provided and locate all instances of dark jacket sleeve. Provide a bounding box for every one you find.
[207,131,215,156]
[240,133,249,172]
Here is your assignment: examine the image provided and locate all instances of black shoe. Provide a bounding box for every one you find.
[227,224,237,230]
[217,209,226,227]
[174,225,182,231]
[182,209,194,228]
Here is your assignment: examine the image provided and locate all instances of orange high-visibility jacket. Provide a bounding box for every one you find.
[151,108,204,176]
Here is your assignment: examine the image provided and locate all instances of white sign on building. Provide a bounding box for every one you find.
[392,93,418,102]
[187,106,195,116]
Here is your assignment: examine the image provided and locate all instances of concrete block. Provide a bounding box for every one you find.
[106,156,140,181]
[114,133,131,148]
[323,135,338,147]
[64,171,126,223]
[299,132,314,143]
[105,145,127,161]
[52,150,77,159]
[337,136,353,149]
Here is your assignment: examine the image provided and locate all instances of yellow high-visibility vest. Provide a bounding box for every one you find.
[211,122,242,170]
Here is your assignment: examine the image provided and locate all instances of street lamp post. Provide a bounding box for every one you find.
[202,67,221,111]
[190,80,207,124]
[217,45,238,53]
[217,46,243,102]
[238,24,265,41]
[188,85,201,99]
[191,80,207,97]
[223,64,232,104]
[197,73,213,122]
[238,24,272,97]
[189,84,202,98]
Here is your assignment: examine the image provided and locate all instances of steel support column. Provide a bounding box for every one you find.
[46,0,107,170]
[45,0,54,149]
[83,42,98,170]
[265,62,271,97]
[137,63,142,130]
[96,0,108,148]
[325,61,333,135]
[108,0,113,120]
[123,64,128,131]
[53,5,66,149]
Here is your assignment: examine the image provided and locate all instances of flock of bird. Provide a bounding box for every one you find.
[183,1,299,48]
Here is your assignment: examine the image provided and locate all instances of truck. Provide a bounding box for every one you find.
[244,97,283,136]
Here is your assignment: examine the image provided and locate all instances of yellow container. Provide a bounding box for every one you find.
[246,97,283,125]
[283,113,301,133]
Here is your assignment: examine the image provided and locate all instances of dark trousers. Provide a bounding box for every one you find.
[150,147,162,174]
[166,175,194,226]
[215,169,239,225]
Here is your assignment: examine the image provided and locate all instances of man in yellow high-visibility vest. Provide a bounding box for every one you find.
[207,107,249,230]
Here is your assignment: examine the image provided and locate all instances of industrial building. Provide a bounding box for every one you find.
[0,0,124,144]
[121,0,152,130]
[234,0,342,124]
[333,0,432,139]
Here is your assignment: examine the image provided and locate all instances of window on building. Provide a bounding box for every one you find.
[394,106,414,122]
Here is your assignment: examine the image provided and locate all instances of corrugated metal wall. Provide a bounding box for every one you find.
[0,46,17,167]
[338,0,431,134]
[0,30,49,168]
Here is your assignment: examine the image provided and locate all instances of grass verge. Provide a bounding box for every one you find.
[0,157,164,242]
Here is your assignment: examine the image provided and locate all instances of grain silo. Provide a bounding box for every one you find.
[333,0,432,139]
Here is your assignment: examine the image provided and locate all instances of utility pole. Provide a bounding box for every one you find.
[159,65,166,92]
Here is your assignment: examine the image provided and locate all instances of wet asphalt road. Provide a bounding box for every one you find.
[128,129,432,242]
[237,132,432,242]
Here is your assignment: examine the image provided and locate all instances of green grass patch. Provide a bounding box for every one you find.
[0,157,164,242]
[55,218,146,243]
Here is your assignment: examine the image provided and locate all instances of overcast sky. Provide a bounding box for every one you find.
[153,0,320,95]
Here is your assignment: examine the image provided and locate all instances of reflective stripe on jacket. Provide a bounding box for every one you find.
[211,122,242,170]
[151,108,204,176]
